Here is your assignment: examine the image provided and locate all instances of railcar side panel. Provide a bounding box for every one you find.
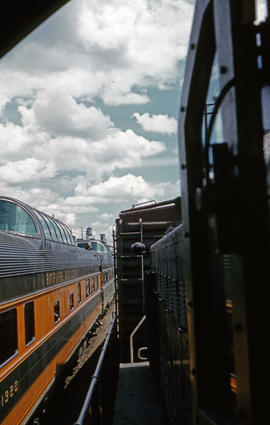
[0,196,114,424]
[0,283,103,424]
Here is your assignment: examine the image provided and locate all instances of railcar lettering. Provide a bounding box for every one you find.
[0,380,18,408]
[45,272,56,286]
[56,271,63,282]
[45,269,78,286]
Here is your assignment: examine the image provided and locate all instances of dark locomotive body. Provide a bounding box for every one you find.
[142,1,270,425]
[148,224,192,425]
[0,196,114,425]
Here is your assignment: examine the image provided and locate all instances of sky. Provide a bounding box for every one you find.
[0,0,195,242]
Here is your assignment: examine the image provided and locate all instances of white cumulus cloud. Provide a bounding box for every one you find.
[0,0,193,110]
[32,91,114,138]
[132,112,178,134]
[0,0,187,238]
[0,158,55,184]
[69,173,178,205]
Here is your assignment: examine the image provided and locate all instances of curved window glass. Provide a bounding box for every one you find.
[62,224,74,245]
[62,223,71,242]
[34,211,52,239]
[45,216,58,241]
[97,243,106,252]
[58,222,69,243]
[53,221,64,242]
[90,241,106,252]
[90,241,98,251]
[0,200,37,236]
[67,230,75,245]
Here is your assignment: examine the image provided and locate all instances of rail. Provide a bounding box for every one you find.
[73,312,118,425]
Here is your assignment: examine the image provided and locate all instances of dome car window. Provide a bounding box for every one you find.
[0,200,37,236]
[52,219,63,241]
[97,243,106,252]
[67,229,75,245]
[63,224,74,244]
[58,222,69,243]
[45,216,58,241]
[35,211,52,239]
[55,221,66,242]
[78,242,90,250]
[0,308,18,367]
[91,242,98,251]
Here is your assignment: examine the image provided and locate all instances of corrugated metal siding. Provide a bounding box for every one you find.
[0,232,113,278]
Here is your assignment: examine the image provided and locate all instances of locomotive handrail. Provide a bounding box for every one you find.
[129,315,146,363]
[73,312,117,425]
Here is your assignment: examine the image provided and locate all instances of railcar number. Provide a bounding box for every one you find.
[0,380,19,407]
[45,269,78,286]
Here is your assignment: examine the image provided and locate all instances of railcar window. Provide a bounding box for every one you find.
[46,216,58,241]
[52,219,63,241]
[78,242,89,250]
[91,277,95,292]
[35,210,52,239]
[54,301,60,323]
[66,228,74,245]
[24,301,35,346]
[86,280,90,297]
[0,308,18,367]
[64,225,74,244]
[58,222,69,243]
[70,293,74,311]
[0,200,37,236]
[77,282,82,304]
[54,221,63,241]
[55,221,65,242]
[90,241,98,251]
[98,243,106,252]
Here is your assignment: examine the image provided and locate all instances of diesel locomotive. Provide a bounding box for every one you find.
[0,196,114,425]
[144,1,270,424]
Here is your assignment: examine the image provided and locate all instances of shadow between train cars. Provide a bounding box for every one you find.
[0,196,114,425]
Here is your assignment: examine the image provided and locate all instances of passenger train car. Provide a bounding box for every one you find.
[0,196,114,425]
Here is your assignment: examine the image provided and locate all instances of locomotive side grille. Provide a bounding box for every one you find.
[151,224,187,328]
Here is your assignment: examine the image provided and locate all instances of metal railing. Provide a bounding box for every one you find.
[74,312,118,425]
[129,315,146,363]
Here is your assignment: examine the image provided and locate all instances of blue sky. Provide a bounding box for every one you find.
[0,0,195,241]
